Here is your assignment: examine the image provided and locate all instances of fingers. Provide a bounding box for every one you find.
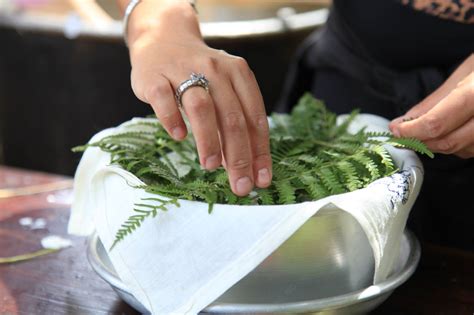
[229,57,272,188]
[390,54,474,131]
[390,70,474,159]
[423,117,474,158]
[139,75,188,140]
[390,87,449,128]
[390,81,456,130]
[130,49,270,196]
[180,86,222,170]
[391,85,473,141]
[212,82,255,196]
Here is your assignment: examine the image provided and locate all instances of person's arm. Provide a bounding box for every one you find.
[116,0,272,196]
[390,54,474,158]
[117,0,201,47]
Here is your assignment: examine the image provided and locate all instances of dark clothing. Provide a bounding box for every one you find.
[336,0,474,69]
[277,1,474,250]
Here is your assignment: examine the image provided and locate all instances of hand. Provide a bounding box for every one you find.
[127,4,272,196]
[390,54,474,159]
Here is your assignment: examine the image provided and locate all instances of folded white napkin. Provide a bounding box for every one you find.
[68,114,423,314]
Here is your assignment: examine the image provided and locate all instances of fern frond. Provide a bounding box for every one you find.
[366,131,393,138]
[351,151,380,180]
[109,197,179,250]
[275,180,296,204]
[319,167,346,195]
[300,175,328,200]
[256,188,275,205]
[386,137,434,158]
[337,160,363,191]
[370,145,397,174]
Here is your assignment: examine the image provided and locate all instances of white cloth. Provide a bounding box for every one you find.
[68,114,423,314]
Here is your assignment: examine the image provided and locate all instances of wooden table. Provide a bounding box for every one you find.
[0,166,472,315]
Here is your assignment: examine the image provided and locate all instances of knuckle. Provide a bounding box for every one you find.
[436,138,457,153]
[158,111,180,128]
[234,57,253,77]
[254,152,272,164]
[423,115,444,138]
[224,111,246,132]
[228,158,251,171]
[186,94,210,114]
[252,114,269,132]
[145,82,169,101]
[203,57,220,74]
[234,56,249,68]
[254,140,271,156]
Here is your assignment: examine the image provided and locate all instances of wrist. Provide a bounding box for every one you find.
[126,1,201,48]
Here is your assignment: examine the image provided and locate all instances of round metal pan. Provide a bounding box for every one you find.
[87,221,420,314]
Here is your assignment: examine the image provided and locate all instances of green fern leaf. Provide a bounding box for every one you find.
[386,137,434,158]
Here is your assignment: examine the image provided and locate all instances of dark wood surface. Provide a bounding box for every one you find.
[0,166,472,315]
[0,166,139,315]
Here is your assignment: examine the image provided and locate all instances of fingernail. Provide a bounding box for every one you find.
[236,177,252,195]
[172,126,186,140]
[205,154,220,170]
[258,168,271,185]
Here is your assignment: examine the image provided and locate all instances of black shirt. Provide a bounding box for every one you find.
[334,0,474,69]
[277,0,474,250]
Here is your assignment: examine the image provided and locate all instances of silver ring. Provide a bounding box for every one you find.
[175,73,210,109]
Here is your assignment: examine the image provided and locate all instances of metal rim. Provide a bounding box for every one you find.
[0,9,328,40]
[87,230,420,313]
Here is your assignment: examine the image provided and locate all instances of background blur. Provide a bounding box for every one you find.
[0,0,330,175]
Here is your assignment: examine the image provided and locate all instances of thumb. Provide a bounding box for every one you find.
[390,85,453,135]
[390,97,438,135]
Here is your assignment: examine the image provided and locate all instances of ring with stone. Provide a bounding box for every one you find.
[175,73,210,109]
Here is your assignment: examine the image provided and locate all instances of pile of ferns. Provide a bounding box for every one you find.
[74,94,432,247]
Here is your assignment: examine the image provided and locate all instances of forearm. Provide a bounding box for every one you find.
[117,0,201,47]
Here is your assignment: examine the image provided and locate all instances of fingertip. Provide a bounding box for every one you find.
[171,126,187,140]
[389,121,401,137]
[256,167,272,188]
[234,176,253,196]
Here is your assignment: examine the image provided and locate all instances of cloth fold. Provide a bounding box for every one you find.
[69,114,422,314]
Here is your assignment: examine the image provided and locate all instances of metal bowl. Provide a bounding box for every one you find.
[87,208,420,314]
